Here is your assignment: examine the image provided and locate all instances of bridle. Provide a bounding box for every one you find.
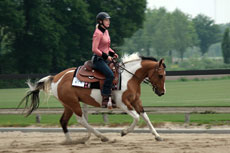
[111,59,155,88]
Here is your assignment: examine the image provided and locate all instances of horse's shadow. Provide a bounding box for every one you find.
[61,136,117,145]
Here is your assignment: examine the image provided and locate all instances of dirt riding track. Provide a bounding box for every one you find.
[0,132,230,153]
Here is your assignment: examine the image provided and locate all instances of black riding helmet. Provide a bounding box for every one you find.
[96,12,111,27]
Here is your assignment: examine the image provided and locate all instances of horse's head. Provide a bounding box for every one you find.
[147,59,166,96]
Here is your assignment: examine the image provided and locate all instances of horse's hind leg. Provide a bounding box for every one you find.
[76,115,109,142]
[61,97,108,142]
[61,101,92,143]
[60,106,73,142]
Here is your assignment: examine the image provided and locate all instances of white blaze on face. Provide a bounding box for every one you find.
[164,83,166,93]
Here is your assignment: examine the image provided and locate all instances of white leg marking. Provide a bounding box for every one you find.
[119,104,140,135]
[140,112,160,137]
[76,115,108,141]
[64,132,72,142]
[125,111,140,133]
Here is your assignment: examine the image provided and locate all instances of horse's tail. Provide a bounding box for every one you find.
[17,75,54,117]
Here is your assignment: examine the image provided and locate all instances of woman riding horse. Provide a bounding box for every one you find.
[19,53,166,143]
[92,12,118,108]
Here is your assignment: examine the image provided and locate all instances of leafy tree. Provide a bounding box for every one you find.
[119,29,144,55]
[152,10,175,57]
[142,8,169,56]
[192,14,221,56]
[0,0,147,74]
[120,8,171,56]
[87,0,147,48]
[13,0,59,73]
[121,8,198,60]
[219,23,230,34]
[49,0,92,70]
[0,0,25,73]
[13,0,92,73]
[171,9,198,60]
[221,28,230,64]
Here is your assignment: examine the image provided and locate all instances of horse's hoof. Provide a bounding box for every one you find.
[155,136,163,141]
[121,131,127,137]
[101,137,109,142]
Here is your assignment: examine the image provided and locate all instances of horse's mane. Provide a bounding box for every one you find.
[121,53,158,63]
[121,53,166,68]
[121,53,141,63]
[140,56,158,62]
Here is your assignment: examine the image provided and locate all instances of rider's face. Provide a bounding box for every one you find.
[103,18,110,28]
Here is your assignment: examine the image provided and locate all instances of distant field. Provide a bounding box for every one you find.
[141,79,230,107]
[0,79,230,108]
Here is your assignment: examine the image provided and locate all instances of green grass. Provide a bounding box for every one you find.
[0,88,62,108]
[0,114,230,127]
[0,78,230,108]
[141,79,230,106]
[1,78,230,127]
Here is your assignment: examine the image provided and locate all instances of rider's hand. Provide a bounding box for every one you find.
[107,56,112,61]
[114,53,119,59]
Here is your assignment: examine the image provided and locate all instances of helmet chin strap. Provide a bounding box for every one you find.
[99,21,109,29]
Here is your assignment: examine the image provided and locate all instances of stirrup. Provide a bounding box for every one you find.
[102,101,108,108]
[101,96,112,109]
[107,97,112,109]
[102,96,109,108]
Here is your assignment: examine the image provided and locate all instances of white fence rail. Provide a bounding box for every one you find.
[2,106,230,123]
[1,107,230,115]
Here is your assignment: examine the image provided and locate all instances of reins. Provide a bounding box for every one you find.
[112,59,153,87]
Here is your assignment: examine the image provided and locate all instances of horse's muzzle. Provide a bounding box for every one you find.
[158,92,164,96]
[153,87,165,96]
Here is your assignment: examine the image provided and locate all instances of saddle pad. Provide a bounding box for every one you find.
[72,76,90,88]
[72,67,90,88]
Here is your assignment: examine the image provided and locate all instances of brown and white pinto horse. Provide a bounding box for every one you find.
[20,53,166,143]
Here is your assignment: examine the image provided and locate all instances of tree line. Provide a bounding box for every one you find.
[1,1,230,74]
[222,28,230,64]
[0,0,146,74]
[120,7,230,64]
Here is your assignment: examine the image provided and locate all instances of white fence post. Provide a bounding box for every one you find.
[36,114,41,123]
[102,113,109,124]
[185,113,190,123]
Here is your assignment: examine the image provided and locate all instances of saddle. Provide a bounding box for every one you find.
[76,60,120,89]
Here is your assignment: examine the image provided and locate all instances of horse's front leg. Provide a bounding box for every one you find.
[140,112,163,141]
[119,104,140,137]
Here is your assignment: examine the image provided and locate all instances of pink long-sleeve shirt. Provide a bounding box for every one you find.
[92,27,114,57]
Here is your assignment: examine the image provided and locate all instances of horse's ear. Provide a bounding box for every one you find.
[159,58,164,67]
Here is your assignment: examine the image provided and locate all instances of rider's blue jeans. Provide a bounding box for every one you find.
[92,55,114,96]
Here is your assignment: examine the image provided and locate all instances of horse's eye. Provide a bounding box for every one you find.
[159,75,163,79]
